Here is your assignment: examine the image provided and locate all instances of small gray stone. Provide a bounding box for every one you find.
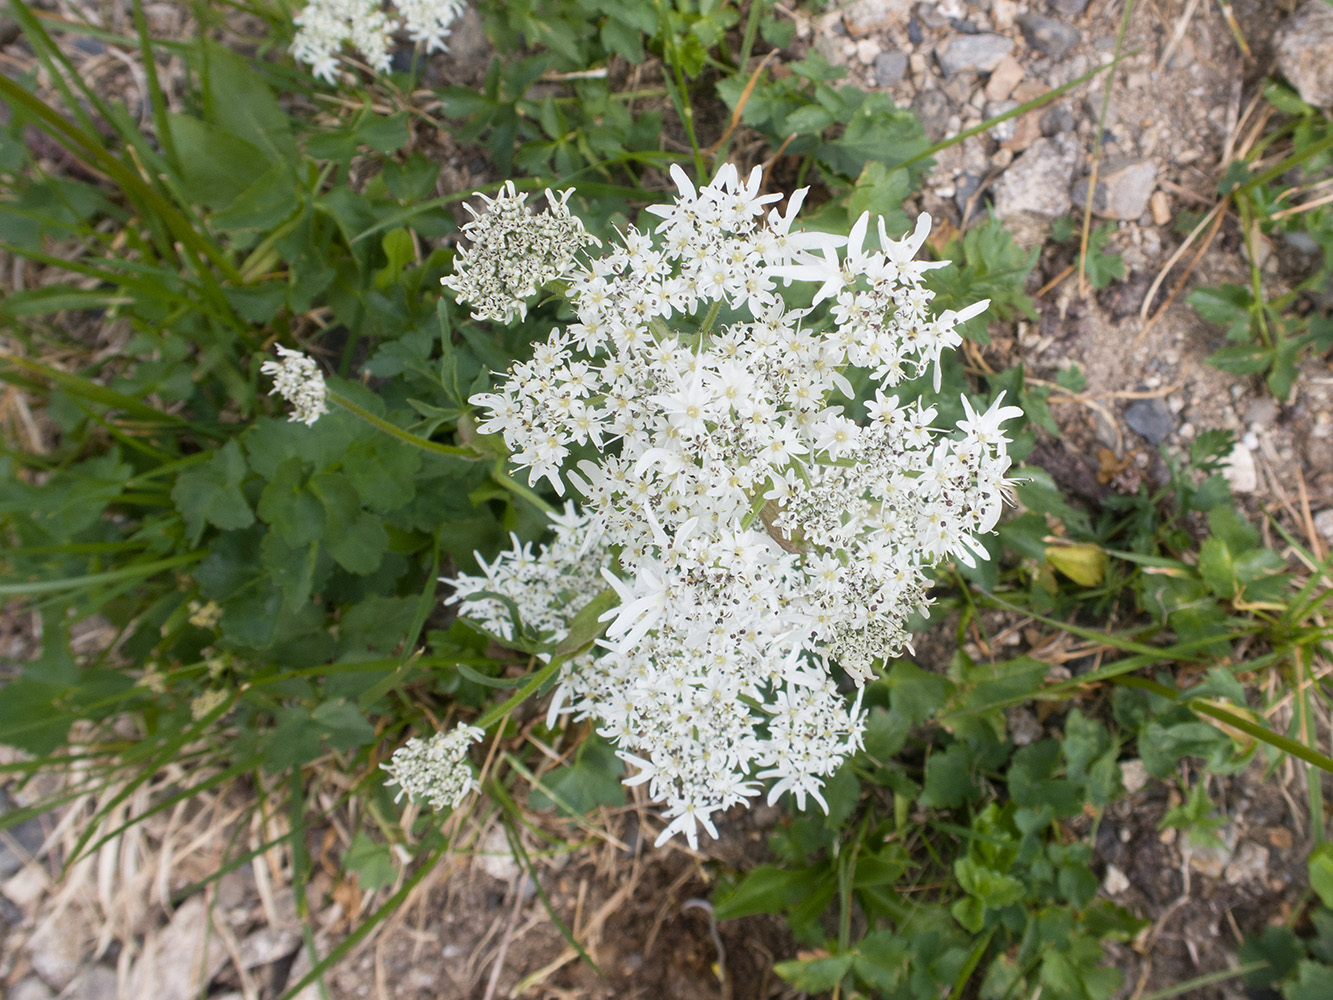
[913,89,953,141]
[1274,0,1333,109]
[843,0,915,37]
[1314,508,1333,546]
[916,0,951,28]
[1041,105,1076,135]
[934,33,1014,76]
[1224,842,1270,886]
[1124,398,1175,444]
[1073,159,1157,220]
[1048,0,1090,13]
[1018,14,1080,58]
[992,134,1081,247]
[9,978,55,1000]
[67,967,118,1000]
[986,99,1020,142]
[0,789,46,878]
[955,173,986,215]
[874,50,908,87]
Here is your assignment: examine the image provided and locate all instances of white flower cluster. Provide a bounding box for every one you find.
[443,163,1023,850]
[441,183,600,325]
[382,723,484,811]
[261,345,328,426]
[291,0,465,83]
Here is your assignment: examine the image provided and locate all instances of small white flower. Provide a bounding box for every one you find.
[291,0,466,83]
[261,345,328,426]
[442,183,600,324]
[381,723,484,811]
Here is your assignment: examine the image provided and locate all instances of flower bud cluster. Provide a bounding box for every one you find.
[441,163,1023,849]
[381,723,484,811]
[261,345,328,426]
[291,0,465,83]
[441,183,601,325]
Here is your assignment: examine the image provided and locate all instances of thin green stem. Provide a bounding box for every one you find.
[490,467,560,517]
[327,389,482,459]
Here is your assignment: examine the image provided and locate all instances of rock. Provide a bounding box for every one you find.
[0,788,46,879]
[992,134,1081,247]
[67,967,118,1000]
[125,896,229,997]
[1150,189,1171,226]
[1120,759,1149,794]
[955,173,987,215]
[1188,840,1233,879]
[1274,0,1333,109]
[1041,105,1076,135]
[915,1,952,28]
[10,978,55,1000]
[1124,398,1175,444]
[986,100,1020,142]
[1047,0,1089,13]
[1225,842,1270,885]
[985,54,1025,101]
[1243,396,1279,428]
[1315,509,1333,546]
[1018,14,1080,57]
[855,38,880,65]
[874,50,908,86]
[1222,441,1258,494]
[844,0,915,36]
[1073,159,1157,220]
[935,33,1014,76]
[913,89,953,141]
[1103,864,1131,895]
[28,913,93,991]
[1007,706,1042,745]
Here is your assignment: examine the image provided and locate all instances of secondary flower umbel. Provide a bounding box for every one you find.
[290,0,466,83]
[261,345,328,426]
[432,162,1023,850]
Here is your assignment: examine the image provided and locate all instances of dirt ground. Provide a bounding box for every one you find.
[2,0,1332,998]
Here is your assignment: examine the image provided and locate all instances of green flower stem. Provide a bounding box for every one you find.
[327,389,482,460]
[490,466,561,517]
[471,587,619,732]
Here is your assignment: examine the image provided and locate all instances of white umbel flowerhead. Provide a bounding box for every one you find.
[381,723,484,811]
[441,183,601,324]
[261,345,328,426]
[450,162,1023,851]
[291,0,466,84]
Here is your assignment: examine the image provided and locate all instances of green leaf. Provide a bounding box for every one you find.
[257,457,325,545]
[783,104,836,135]
[374,228,415,290]
[171,439,254,542]
[343,832,397,892]
[309,472,387,574]
[1288,961,1333,1000]
[713,863,832,920]
[165,113,267,209]
[528,733,625,816]
[1208,344,1272,375]
[920,741,978,809]
[341,437,422,512]
[1198,536,1236,598]
[199,41,294,163]
[775,954,854,991]
[848,161,911,237]
[886,659,954,724]
[955,856,1025,908]
[311,699,376,751]
[1308,843,1333,910]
